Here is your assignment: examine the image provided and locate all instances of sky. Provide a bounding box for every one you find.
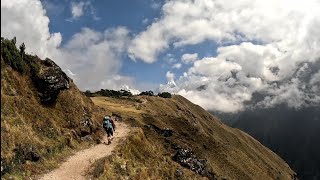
[1,0,320,113]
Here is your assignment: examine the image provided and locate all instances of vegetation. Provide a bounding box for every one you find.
[84,89,133,98]
[158,92,172,98]
[1,37,27,73]
[1,37,106,179]
[139,90,154,96]
[1,37,40,75]
[1,36,296,179]
[90,96,296,180]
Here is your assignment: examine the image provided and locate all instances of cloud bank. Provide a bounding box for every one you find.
[152,0,320,112]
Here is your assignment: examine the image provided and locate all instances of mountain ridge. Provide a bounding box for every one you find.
[1,37,296,179]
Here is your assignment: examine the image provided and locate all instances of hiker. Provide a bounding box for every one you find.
[103,116,116,144]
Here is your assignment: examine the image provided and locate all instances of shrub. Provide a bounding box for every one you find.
[89,89,133,98]
[84,90,93,97]
[1,37,27,73]
[139,91,154,96]
[158,92,172,98]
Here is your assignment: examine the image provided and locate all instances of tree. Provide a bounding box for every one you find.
[84,90,92,97]
[19,42,25,55]
[139,90,154,96]
[158,92,172,98]
[19,42,26,60]
[11,37,16,45]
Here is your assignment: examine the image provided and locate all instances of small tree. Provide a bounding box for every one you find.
[19,42,26,59]
[158,92,172,98]
[84,90,92,97]
[139,90,154,96]
[19,43,25,54]
[11,37,16,45]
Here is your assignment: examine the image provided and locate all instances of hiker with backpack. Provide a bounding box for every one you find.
[103,116,116,144]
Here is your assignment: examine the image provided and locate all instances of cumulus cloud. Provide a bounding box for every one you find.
[1,0,135,91]
[54,27,133,90]
[1,0,62,59]
[153,0,320,112]
[71,1,88,19]
[172,63,182,69]
[66,1,100,21]
[181,53,198,64]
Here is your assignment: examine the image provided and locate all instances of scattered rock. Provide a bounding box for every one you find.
[32,58,69,103]
[172,148,215,180]
[81,135,93,142]
[175,168,183,177]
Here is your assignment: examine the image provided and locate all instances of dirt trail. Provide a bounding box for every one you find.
[40,122,130,180]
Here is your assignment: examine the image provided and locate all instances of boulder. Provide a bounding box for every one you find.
[172,148,215,179]
[32,58,69,103]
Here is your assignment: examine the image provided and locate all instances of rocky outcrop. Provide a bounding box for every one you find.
[32,58,69,103]
[172,148,215,180]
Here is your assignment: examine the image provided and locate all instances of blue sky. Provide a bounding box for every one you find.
[41,0,218,91]
[2,0,319,112]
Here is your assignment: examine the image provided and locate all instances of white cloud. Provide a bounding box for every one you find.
[121,85,141,95]
[164,53,176,64]
[71,1,86,18]
[129,0,319,63]
[166,71,175,81]
[142,18,149,24]
[128,21,169,63]
[1,0,62,59]
[1,0,136,92]
[181,53,198,64]
[151,0,161,10]
[54,27,133,90]
[172,63,182,69]
[143,0,320,112]
[67,1,100,21]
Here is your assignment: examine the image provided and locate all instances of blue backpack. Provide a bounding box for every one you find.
[103,117,113,129]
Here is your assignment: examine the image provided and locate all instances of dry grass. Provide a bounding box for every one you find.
[90,95,295,180]
[1,62,106,179]
[1,56,295,180]
[91,97,145,115]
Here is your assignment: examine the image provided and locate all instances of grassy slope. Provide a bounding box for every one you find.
[90,96,295,180]
[1,59,106,179]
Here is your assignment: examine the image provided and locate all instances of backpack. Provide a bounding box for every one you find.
[103,117,113,129]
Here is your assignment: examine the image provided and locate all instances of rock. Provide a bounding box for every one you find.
[26,150,41,162]
[32,58,69,103]
[79,116,94,137]
[13,145,41,164]
[81,135,93,142]
[145,124,174,137]
[175,168,183,177]
[172,148,215,180]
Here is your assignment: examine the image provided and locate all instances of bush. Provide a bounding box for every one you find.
[158,92,172,98]
[139,91,154,96]
[89,89,133,98]
[84,90,93,97]
[1,37,27,73]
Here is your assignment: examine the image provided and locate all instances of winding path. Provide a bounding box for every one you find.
[40,122,130,180]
